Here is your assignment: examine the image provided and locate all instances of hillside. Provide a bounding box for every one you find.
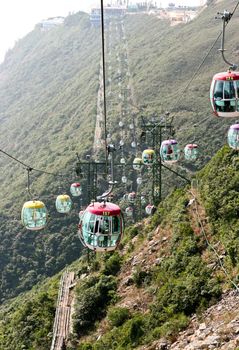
[0,145,238,349]
[0,0,238,309]
[125,0,239,162]
[0,12,101,302]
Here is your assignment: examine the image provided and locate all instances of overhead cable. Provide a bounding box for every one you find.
[0,148,63,177]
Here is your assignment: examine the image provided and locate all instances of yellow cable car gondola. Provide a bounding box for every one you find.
[21,200,47,230]
[55,194,72,214]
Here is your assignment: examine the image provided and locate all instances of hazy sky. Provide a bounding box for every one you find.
[0,0,202,63]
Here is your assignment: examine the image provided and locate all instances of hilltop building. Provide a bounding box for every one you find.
[40,17,65,32]
[90,6,126,26]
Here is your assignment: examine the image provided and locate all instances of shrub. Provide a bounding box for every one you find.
[132,268,147,287]
[108,307,130,327]
[103,252,122,276]
[73,275,117,335]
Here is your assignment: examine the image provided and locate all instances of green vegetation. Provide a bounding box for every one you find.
[0,11,100,302]
[73,275,117,335]
[108,307,130,328]
[75,186,221,349]
[0,0,237,303]
[0,275,59,350]
[198,146,239,274]
[1,144,238,350]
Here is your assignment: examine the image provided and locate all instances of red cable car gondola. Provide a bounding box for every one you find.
[78,202,123,252]
[70,182,82,197]
[210,71,239,118]
[184,143,199,161]
[160,139,180,163]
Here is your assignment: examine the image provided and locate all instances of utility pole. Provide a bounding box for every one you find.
[141,117,190,205]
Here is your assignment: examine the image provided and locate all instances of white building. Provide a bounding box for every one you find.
[40,17,65,32]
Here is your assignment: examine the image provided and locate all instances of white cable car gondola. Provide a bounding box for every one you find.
[21,200,47,230]
[78,202,123,252]
[228,123,239,150]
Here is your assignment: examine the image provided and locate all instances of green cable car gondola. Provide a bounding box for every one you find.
[21,200,47,230]
[56,194,72,213]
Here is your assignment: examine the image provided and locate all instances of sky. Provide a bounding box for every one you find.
[0,0,202,63]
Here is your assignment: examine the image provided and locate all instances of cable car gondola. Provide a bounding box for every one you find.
[133,157,143,170]
[21,200,47,230]
[142,149,156,165]
[56,194,72,214]
[160,139,180,163]
[210,71,239,118]
[136,177,143,185]
[125,206,134,217]
[70,182,82,197]
[128,192,136,203]
[122,176,127,184]
[228,123,239,150]
[78,202,123,252]
[184,144,199,161]
[145,204,156,215]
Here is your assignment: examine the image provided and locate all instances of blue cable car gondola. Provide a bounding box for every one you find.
[70,182,82,197]
[160,139,180,163]
[78,202,123,252]
[228,124,239,150]
[21,200,47,230]
[210,71,239,118]
[184,144,199,161]
[56,194,72,213]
